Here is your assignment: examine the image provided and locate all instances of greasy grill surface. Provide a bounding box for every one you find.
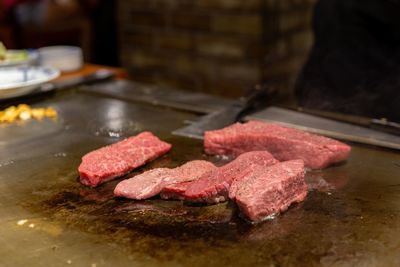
[0,88,400,267]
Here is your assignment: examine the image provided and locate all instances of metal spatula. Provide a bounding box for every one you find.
[172,84,274,139]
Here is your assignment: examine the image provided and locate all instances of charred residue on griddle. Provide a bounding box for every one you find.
[35,181,240,239]
[46,191,80,210]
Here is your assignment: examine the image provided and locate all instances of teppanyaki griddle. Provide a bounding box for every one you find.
[0,81,400,267]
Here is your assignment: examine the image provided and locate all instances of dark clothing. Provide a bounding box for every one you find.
[295,0,400,121]
[90,0,118,66]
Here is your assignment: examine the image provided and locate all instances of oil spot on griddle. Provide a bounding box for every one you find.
[53,152,67,158]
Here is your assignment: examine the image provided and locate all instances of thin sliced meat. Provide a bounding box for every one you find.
[184,151,278,204]
[79,132,172,187]
[114,160,216,200]
[204,120,351,169]
[160,181,192,200]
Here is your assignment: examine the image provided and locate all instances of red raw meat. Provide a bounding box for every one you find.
[234,160,307,223]
[204,120,351,169]
[184,151,278,204]
[160,181,192,200]
[79,132,171,187]
[114,160,216,199]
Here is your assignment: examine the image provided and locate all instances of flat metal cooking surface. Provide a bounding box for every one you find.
[0,87,400,267]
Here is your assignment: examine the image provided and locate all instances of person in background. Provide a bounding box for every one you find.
[295,0,400,121]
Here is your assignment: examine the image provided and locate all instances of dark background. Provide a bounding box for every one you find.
[1,0,399,120]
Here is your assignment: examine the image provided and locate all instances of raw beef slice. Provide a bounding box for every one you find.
[204,120,351,169]
[160,181,192,200]
[114,160,216,200]
[79,131,172,187]
[184,151,278,204]
[234,160,307,223]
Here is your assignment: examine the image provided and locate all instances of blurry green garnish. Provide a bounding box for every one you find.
[0,42,29,62]
[0,42,6,60]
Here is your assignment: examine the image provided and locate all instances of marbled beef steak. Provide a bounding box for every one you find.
[79,132,171,187]
[234,160,307,223]
[204,120,351,169]
[160,181,192,200]
[114,160,216,199]
[184,151,278,204]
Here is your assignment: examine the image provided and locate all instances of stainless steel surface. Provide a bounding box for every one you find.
[0,86,400,266]
[247,106,400,150]
[81,79,235,114]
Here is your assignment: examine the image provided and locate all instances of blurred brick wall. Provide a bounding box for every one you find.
[117,0,317,99]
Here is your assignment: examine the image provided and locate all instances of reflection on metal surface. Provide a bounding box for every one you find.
[86,100,143,138]
[88,118,142,138]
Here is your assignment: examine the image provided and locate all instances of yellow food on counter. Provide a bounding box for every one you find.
[0,104,57,123]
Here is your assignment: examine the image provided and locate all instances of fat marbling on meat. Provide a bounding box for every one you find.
[204,120,351,169]
[79,132,171,187]
[183,151,278,204]
[114,160,216,199]
[234,159,307,223]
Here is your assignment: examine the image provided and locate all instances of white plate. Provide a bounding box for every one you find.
[0,66,60,99]
[0,50,34,68]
